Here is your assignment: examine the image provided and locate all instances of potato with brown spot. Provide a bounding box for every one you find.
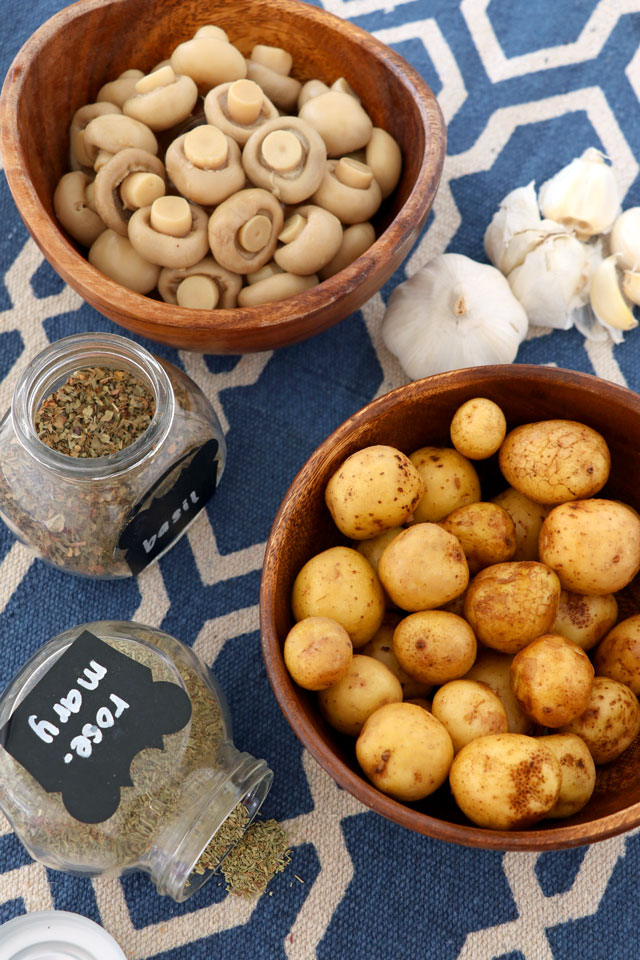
[538,733,596,818]
[510,634,594,728]
[393,610,477,685]
[491,487,550,561]
[538,499,640,595]
[463,561,561,654]
[283,616,352,690]
[449,733,562,830]
[498,419,610,505]
[449,397,507,460]
[409,446,481,523]
[318,654,402,736]
[560,676,640,764]
[291,545,385,647]
[361,613,432,700]
[439,501,516,575]
[431,679,508,753]
[464,648,531,734]
[378,523,469,611]
[594,614,640,694]
[325,445,423,540]
[355,702,453,800]
[553,590,618,651]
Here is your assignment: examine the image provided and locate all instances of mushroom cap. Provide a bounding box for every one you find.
[208,187,284,274]
[128,201,210,267]
[170,36,247,93]
[54,170,106,247]
[250,44,293,77]
[297,79,330,111]
[123,72,199,132]
[319,221,376,279]
[69,102,122,169]
[97,70,145,109]
[158,255,242,308]
[366,127,402,199]
[242,116,326,205]
[298,90,373,157]
[165,127,245,206]
[273,204,343,275]
[311,159,382,224]
[245,60,301,113]
[237,270,318,306]
[83,114,158,162]
[203,81,278,146]
[93,147,167,236]
[88,228,160,293]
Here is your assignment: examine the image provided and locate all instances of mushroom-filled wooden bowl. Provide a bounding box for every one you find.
[0,0,445,353]
[260,365,640,851]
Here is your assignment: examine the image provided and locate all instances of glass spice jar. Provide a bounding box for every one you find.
[0,332,226,578]
[0,620,274,902]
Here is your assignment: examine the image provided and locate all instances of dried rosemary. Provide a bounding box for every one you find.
[220,816,292,898]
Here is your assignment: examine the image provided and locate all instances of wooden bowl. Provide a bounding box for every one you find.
[260,365,640,850]
[0,0,445,354]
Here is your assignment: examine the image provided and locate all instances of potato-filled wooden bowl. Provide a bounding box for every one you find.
[0,0,445,353]
[260,365,640,850]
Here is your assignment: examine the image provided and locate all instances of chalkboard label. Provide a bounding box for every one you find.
[0,630,192,824]
[118,438,219,576]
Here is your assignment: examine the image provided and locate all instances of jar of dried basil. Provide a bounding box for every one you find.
[0,620,274,902]
[0,332,226,577]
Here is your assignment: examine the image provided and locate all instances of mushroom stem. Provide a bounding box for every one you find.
[226,79,264,125]
[239,214,272,252]
[150,196,192,237]
[184,125,229,170]
[176,274,220,309]
[120,171,165,210]
[261,130,303,172]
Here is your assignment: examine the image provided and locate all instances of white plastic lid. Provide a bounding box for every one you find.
[0,911,127,960]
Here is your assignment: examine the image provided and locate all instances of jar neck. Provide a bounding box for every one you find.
[148,745,273,902]
[11,333,174,479]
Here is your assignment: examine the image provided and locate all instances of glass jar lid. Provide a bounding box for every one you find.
[0,911,126,960]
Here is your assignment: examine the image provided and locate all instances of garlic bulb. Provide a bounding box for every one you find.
[589,254,637,331]
[381,253,528,380]
[609,207,640,271]
[499,220,567,276]
[538,147,620,239]
[507,233,590,329]
[484,181,541,272]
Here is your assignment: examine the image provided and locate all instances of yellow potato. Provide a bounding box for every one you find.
[325,445,423,539]
[498,419,610,505]
[439,501,516,575]
[409,446,481,523]
[538,733,596,819]
[378,523,469,611]
[283,616,353,691]
[510,634,594,728]
[552,590,618,652]
[560,676,640,764]
[431,679,508,753]
[291,545,385,647]
[393,610,477,685]
[594,615,640,694]
[539,499,640,595]
[355,702,453,800]
[449,397,507,460]
[464,648,531,734]
[361,614,432,700]
[463,561,561,654]
[449,733,562,830]
[318,654,402,736]
[491,487,550,561]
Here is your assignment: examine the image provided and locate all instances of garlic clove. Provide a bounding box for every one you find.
[538,147,620,239]
[499,219,567,276]
[622,269,640,307]
[610,207,640,272]
[589,254,637,331]
[507,233,590,329]
[484,181,541,272]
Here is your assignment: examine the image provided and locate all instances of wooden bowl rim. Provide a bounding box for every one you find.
[0,0,446,344]
[259,364,640,851]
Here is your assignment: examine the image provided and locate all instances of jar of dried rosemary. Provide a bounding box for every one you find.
[0,620,273,902]
[0,333,226,577]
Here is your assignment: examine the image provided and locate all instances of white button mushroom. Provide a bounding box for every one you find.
[82,114,158,166]
[365,127,402,199]
[158,256,242,308]
[122,65,198,132]
[311,158,382,224]
[318,222,376,280]
[274,205,343,275]
[298,90,373,157]
[97,69,145,109]
[245,56,301,113]
[92,147,167,236]
[88,229,160,293]
[203,79,278,146]
[208,187,284,274]
[128,198,210,268]
[53,171,106,247]
[237,271,318,306]
[297,79,330,111]
[170,33,247,93]
[242,116,327,204]
[69,102,122,170]
[165,124,245,206]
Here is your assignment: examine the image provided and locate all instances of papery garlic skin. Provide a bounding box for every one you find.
[381,253,528,381]
[589,254,637,331]
[499,220,567,276]
[484,181,541,272]
[507,233,590,329]
[610,207,640,271]
[538,148,620,239]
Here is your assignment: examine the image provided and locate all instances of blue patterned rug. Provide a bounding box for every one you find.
[1,1,640,957]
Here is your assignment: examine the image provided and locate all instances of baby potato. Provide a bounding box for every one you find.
[356,527,403,575]
[553,590,618,652]
[325,445,423,540]
[431,679,508,753]
[464,648,531,734]
[356,702,453,801]
[449,733,562,830]
[463,560,561,654]
[491,487,550,561]
[283,616,353,690]
[409,446,481,523]
[538,733,596,819]
[560,676,640,764]
[539,499,640,595]
[291,545,385,647]
[510,634,594,728]
[361,613,432,700]
[318,654,402,737]
[498,419,610,505]
[393,610,477,685]
[449,397,507,460]
[439,501,516,575]
[378,523,469,611]
[594,614,640,694]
